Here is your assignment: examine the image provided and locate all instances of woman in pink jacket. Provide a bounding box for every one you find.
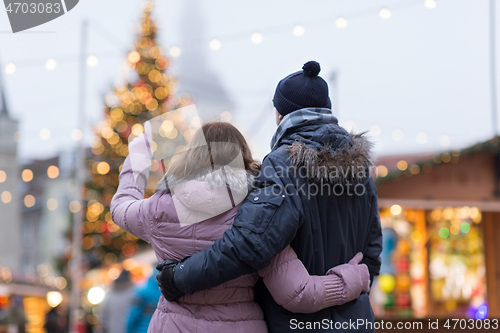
[110,122,370,332]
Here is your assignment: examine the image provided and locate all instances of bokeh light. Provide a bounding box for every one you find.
[45,58,57,71]
[209,39,221,51]
[47,166,60,179]
[24,195,36,208]
[1,191,12,204]
[293,25,305,36]
[86,55,99,67]
[379,8,392,20]
[335,17,348,29]
[251,32,263,44]
[21,169,33,182]
[5,63,16,75]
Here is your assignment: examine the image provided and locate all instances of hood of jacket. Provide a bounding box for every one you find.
[277,121,374,183]
[168,166,254,219]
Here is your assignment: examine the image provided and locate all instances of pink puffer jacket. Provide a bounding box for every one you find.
[111,157,347,333]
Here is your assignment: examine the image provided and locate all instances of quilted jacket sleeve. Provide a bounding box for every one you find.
[110,156,153,243]
[259,245,346,313]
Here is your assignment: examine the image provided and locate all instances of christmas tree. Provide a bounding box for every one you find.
[79,1,189,267]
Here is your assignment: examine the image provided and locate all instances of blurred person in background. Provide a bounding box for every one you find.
[44,306,66,333]
[0,304,8,333]
[125,268,161,333]
[99,270,134,333]
[4,297,26,333]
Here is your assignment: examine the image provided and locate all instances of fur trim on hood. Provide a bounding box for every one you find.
[287,132,374,183]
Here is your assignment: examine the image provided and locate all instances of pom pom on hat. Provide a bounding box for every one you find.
[302,61,321,78]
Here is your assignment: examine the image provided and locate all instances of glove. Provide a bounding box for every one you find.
[128,121,153,187]
[156,259,186,301]
[327,252,370,303]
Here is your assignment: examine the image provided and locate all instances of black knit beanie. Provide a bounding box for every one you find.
[273,61,331,116]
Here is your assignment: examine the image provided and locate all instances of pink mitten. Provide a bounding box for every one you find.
[327,252,370,303]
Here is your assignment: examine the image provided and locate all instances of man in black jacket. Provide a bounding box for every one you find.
[157,60,383,332]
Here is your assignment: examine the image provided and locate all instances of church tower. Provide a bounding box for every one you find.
[0,69,21,273]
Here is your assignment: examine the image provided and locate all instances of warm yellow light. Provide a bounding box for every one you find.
[335,17,348,29]
[108,267,121,280]
[410,164,420,175]
[24,195,36,208]
[397,160,408,171]
[390,204,402,215]
[131,124,144,137]
[47,291,63,308]
[128,51,141,64]
[1,191,12,204]
[47,166,60,179]
[379,8,392,20]
[293,25,305,36]
[71,129,83,141]
[251,32,263,44]
[45,58,57,71]
[54,277,67,290]
[97,162,110,175]
[377,165,388,178]
[450,224,460,235]
[47,198,58,211]
[21,169,33,182]
[69,200,81,213]
[442,206,454,220]
[40,128,51,140]
[209,39,221,51]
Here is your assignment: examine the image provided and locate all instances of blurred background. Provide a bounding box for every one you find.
[0,0,498,332]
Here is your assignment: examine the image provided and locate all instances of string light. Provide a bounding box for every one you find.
[24,194,36,208]
[5,63,15,75]
[47,165,60,179]
[86,55,99,67]
[390,204,402,215]
[45,58,57,71]
[344,120,356,132]
[424,0,437,9]
[377,165,388,177]
[69,200,81,213]
[369,125,381,136]
[379,8,392,20]
[40,128,51,140]
[47,198,59,211]
[392,129,404,141]
[416,132,427,144]
[293,25,305,37]
[251,32,263,44]
[209,39,221,51]
[397,160,408,171]
[335,17,348,29]
[21,169,33,182]
[1,191,11,204]
[127,51,141,64]
[439,135,451,147]
[71,129,83,141]
[168,46,181,58]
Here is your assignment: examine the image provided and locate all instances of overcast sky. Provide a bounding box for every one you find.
[0,0,496,162]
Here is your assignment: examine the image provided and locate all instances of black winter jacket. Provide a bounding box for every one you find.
[173,120,383,333]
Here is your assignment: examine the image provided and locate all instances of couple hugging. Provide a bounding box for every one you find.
[110,61,383,333]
